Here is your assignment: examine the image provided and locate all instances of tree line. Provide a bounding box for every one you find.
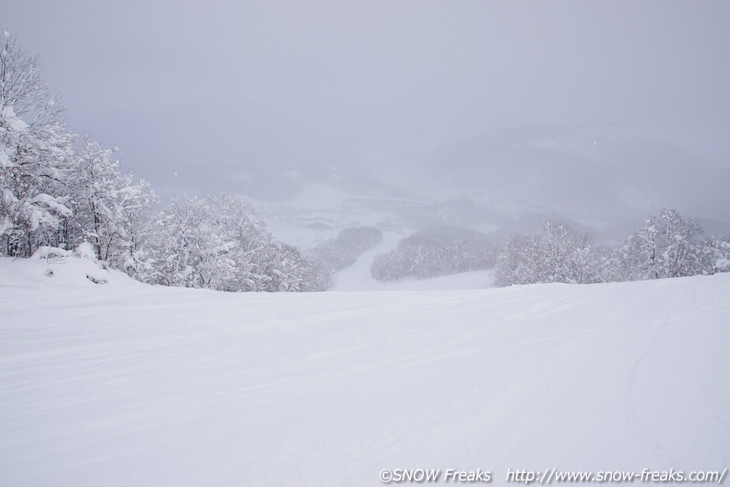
[494,210,730,286]
[370,226,498,281]
[0,32,328,291]
[368,212,729,286]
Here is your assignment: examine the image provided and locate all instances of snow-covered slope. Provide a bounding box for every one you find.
[331,231,495,291]
[1,256,729,486]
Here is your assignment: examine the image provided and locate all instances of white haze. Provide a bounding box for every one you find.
[4,0,730,241]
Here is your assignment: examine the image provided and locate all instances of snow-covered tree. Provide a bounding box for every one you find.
[371,226,497,281]
[109,173,156,278]
[1,33,333,293]
[495,222,602,286]
[1,31,74,256]
[700,236,730,275]
[66,137,156,267]
[309,227,382,279]
[145,195,232,289]
[494,232,535,286]
[144,194,329,292]
[616,209,703,280]
[67,139,123,260]
[534,221,596,283]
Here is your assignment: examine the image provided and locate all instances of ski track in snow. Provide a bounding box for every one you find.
[1,257,729,486]
[623,314,675,467]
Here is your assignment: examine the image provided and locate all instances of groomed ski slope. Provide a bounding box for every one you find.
[1,256,729,486]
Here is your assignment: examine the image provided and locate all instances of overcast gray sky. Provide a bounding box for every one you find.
[3,0,730,194]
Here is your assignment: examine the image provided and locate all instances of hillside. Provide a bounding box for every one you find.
[250,126,730,248]
[1,255,729,486]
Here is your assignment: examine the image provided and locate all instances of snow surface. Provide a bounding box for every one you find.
[1,256,729,486]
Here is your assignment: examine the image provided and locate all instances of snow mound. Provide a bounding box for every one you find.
[0,247,141,289]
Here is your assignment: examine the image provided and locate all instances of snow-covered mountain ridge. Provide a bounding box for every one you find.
[241,126,730,247]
